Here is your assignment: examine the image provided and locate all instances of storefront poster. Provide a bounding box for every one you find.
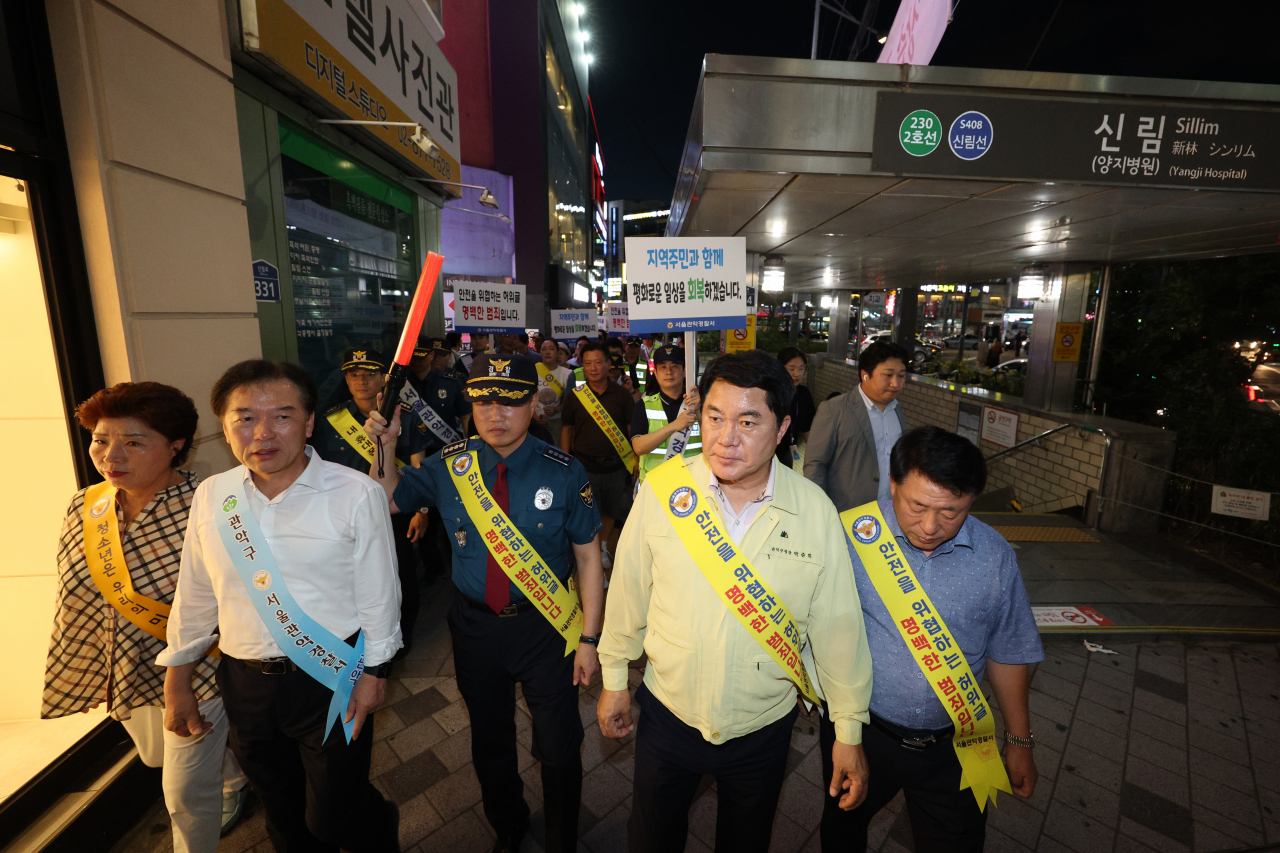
[980,405,1020,448]
[1210,487,1271,520]
[550,310,596,339]
[243,0,460,183]
[624,237,747,333]
[452,282,525,333]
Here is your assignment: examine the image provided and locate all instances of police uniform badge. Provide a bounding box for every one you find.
[455,529,467,548]
[438,388,448,399]
[535,488,554,510]
[578,482,594,508]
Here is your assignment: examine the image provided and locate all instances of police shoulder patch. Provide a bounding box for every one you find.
[398,400,414,412]
[578,481,594,509]
[542,446,573,467]
[440,438,470,459]
[325,403,348,416]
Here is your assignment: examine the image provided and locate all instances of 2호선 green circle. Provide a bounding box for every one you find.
[899,109,942,157]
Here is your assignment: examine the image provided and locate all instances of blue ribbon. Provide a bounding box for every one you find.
[214,473,365,743]
[400,383,462,446]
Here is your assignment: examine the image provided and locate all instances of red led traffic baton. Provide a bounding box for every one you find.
[377,251,444,474]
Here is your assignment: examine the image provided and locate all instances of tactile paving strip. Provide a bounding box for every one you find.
[992,526,1099,542]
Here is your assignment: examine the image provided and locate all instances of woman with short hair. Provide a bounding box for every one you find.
[43,382,246,852]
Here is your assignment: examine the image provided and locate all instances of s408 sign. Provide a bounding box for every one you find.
[624,237,747,333]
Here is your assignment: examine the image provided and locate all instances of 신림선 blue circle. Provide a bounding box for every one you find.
[948,111,993,161]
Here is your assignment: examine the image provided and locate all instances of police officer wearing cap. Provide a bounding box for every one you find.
[630,344,702,489]
[407,337,473,451]
[624,336,652,398]
[312,349,428,652]
[362,354,606,853]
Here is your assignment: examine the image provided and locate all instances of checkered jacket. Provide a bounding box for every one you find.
[42,473,219,721]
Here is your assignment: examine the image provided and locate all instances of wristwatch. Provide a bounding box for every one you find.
[1004,732,1035,749]
[364,661,394,679]
[578,634,601,646]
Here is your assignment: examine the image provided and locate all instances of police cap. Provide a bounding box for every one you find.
[465,354,537,403]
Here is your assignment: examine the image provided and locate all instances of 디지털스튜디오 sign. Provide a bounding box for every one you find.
[625,237,747,333]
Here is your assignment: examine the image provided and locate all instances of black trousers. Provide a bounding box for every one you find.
[391,513,419,649]
[818,711,987,853]
[447,593,584,853]
[629,683,799,853]
[216,656,397,853]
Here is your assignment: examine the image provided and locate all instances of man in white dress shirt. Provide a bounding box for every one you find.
[160,360,401,853]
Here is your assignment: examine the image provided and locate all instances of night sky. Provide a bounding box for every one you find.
[589,0,1280,203]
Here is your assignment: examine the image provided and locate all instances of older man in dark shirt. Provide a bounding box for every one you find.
[821,425,1043,853]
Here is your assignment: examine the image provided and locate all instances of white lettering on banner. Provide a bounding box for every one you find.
[1210,487,1272,520]
[453,282,526,332]
[625,237,747,334]
[550,310,596,338]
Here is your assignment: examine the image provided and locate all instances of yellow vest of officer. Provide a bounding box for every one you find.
[637,392,702,482]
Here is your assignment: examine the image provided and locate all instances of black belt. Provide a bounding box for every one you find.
[462,594,535,617]
[869,712,954,752]
[235,657,299,675]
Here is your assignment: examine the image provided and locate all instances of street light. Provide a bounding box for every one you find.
[410,178,502,209]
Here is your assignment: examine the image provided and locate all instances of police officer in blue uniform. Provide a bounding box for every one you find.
[363,354,606,853]
[311,348,427,655]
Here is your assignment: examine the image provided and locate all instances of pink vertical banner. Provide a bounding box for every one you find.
[876,0,951,66]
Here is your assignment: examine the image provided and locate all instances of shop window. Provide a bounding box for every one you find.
[279,125,417,408]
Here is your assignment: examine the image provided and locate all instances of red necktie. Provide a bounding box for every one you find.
[483,462,511,614]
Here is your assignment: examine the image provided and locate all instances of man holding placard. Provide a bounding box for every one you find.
[829,426,1042,852]
[561,341,636,571]
[160,360,402,852]
[362,354,605,853]
[630,343,701,489]
[597,351,873,853]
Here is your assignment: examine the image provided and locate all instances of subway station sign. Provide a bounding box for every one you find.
[241,0,461,183]
[872,91,1280,190]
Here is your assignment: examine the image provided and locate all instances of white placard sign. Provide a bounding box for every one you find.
[625,237,747,333]
[452,282,525,333]
[1210,487,1271,520]
[550,310,596,339]
[980,405,1020,448]
[606,302,630,335]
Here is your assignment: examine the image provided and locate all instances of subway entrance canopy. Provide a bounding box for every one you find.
[667,56,1280,291]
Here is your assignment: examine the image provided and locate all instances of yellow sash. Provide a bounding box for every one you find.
[573,385,638,474]
[447,450,583,655]
[536,362,565,398]
[647,457,820,704]
[841,502,1011,811]
[82,482,218,657]
[327,408,406,469]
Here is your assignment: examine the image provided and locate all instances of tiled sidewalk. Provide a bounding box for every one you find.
[113,585,1280,853]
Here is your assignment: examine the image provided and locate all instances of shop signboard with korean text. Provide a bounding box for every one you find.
[624,237,748,333]
[872,91,1280,190]
[980,405,1020,449]
[452,281,525,333]
[241,0,460,183]
[550,310,596,339]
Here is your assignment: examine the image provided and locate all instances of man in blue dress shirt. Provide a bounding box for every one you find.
[820,425,1043,853]
[362,354,606,853]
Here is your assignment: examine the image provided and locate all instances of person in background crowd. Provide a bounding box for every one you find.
[161,361,401,852]
[362,354,605,853]
[975,335,990,368]
[471,333,492,357]
[531,333,545,356]
[1015,330,1027,357]
[568,336,589,368]
[557,341,572,368]
[405,339,473,586]
[630,343,701,489]
[45,382,248,852]
[561,341,635,572]
[609,352,635,395]
[311,349,426,653]
[624,336,651,398]
[804,341,910,513]
[775,346,816,470]
[445,331,471,380]
[598,351,873,853]
[824,426,1042,852]
[986,335,1004,369]
[537,337,574,448]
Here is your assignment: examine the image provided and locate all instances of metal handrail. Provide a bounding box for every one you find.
[983,421,1114,529]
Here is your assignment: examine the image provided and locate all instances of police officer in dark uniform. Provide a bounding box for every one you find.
[405,338,473,583]
[363,354,606,853]
[310,348,427,654]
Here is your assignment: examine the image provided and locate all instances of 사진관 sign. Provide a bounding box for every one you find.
[452,282,525,333]
[625,237,747,333]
